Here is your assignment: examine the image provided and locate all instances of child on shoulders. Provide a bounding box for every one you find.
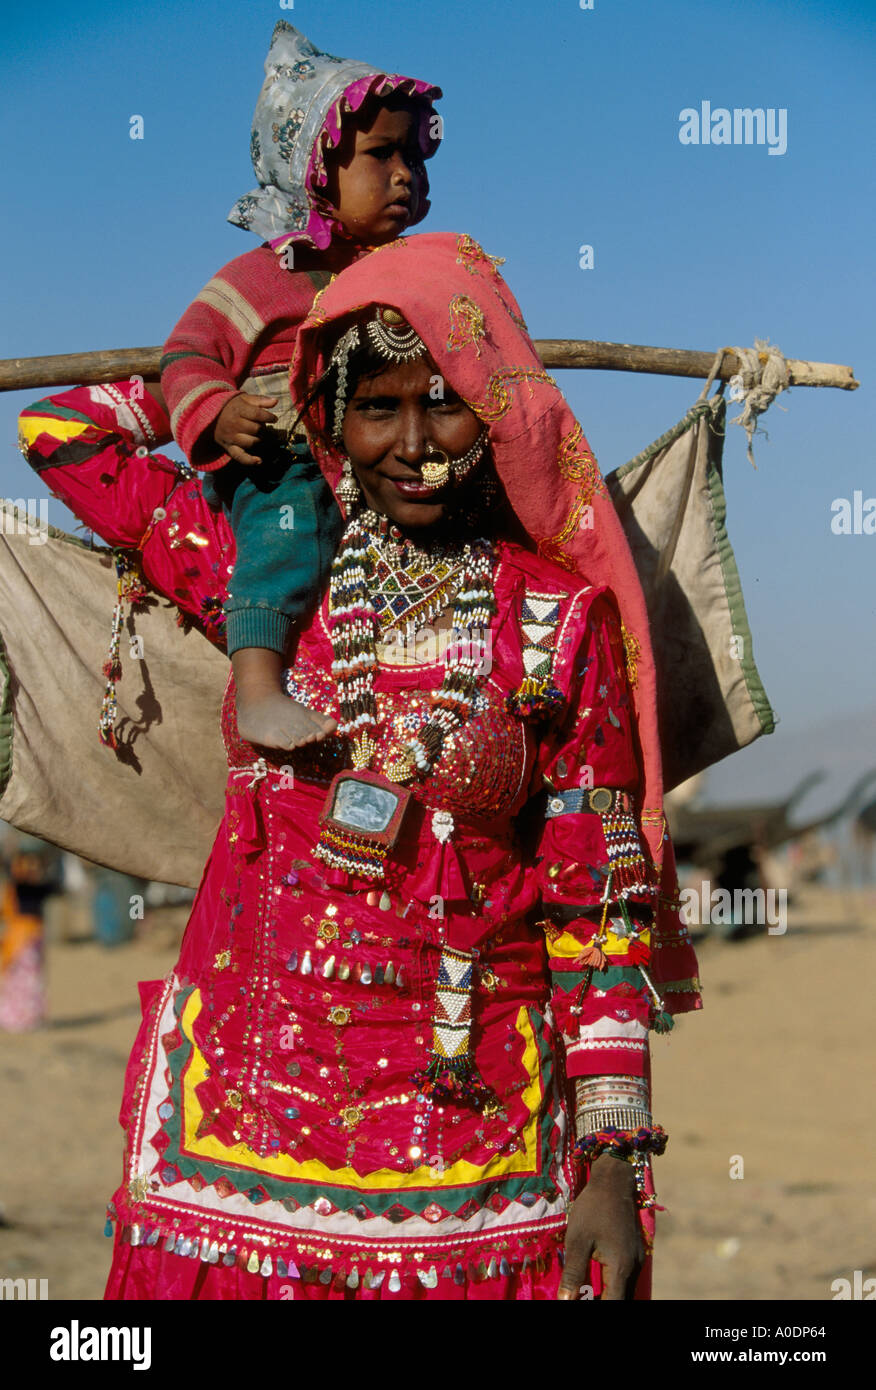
[161,21,442,749]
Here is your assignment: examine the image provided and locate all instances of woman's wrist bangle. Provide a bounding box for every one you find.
[573,1123,668,1164]
[574,1105,653,1140]
[574,1127,667,1212]
[573,1075,652,1140]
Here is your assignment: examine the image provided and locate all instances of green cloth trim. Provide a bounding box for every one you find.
[1,503,101,551]
[159,350,223,370]
[550,963,646,993]
[159,989,560,1216]
[614,399,718,478]
[615,394,774,739]
[23,399,97,426]
[704,404,775,736]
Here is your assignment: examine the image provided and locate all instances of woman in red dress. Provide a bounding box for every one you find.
[19,232,700,1300]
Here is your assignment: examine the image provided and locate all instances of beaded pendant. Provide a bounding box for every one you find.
[315,770,411,880]
[411,946,496,1112]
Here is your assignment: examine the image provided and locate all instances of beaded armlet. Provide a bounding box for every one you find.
[505,589,567,719]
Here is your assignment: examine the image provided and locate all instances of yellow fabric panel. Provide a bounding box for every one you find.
[546,924,651,960]
[18,415,93,448]
[179,990,543,1188]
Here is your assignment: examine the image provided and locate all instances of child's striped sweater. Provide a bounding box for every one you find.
[160,245,335,469]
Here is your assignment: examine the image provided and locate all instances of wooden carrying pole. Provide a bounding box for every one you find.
[0,341,859,394]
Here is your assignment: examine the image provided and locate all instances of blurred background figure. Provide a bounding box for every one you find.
[850,795,876,885]
[0,827,61,1031]
[1,821,195,1032]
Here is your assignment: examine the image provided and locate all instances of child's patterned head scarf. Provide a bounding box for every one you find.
[290,231,702,1008]
[228,21,442,249]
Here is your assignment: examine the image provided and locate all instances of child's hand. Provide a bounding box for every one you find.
[214,392,279,465]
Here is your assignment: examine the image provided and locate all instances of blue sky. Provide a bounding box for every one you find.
[1,0,874,762]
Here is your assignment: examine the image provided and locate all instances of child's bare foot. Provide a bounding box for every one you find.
[236,691,336,750]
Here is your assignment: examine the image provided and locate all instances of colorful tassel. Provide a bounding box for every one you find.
[505,677,566,720]
[411,1055,495,1112]
[199,595,227,635]
[98,551,148,748]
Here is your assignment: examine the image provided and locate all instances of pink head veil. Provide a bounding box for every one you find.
[291,231,701,1012]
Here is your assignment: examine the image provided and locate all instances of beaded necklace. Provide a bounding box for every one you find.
[328,508,494,780]
[367,521,468,638]
[314,509,495,879]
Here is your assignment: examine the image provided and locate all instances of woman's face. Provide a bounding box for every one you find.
[341,357,484,529]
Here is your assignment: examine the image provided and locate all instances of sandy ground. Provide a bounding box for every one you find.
[0,885,873,1302]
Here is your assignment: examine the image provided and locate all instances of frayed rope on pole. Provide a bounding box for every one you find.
[727,338,790,467]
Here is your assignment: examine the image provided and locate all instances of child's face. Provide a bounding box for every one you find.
[324,104,425,246]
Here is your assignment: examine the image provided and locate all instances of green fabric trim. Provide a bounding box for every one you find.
[22,400,96,425]
[615,394,775,740]
[305,270,333,291]
[0,623,13,803]
[703,409,776,737]
[1,503,105,552]
[550,964,645,993]
[615,399,717,477]
[159,350,223,370]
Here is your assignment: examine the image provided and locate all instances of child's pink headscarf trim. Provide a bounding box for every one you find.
[227,22,441,249]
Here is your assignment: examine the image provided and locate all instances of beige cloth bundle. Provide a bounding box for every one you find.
[0,395,774,883]
[605,392,774,792]
[0,505,227,887]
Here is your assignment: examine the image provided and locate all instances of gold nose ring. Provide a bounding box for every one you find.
[421,449,451,488]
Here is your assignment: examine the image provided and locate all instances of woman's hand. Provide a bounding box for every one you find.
[557,1152,645,1300]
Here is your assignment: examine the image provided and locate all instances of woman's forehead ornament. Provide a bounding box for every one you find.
[328,307,428,440]
[366,306,429,364]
